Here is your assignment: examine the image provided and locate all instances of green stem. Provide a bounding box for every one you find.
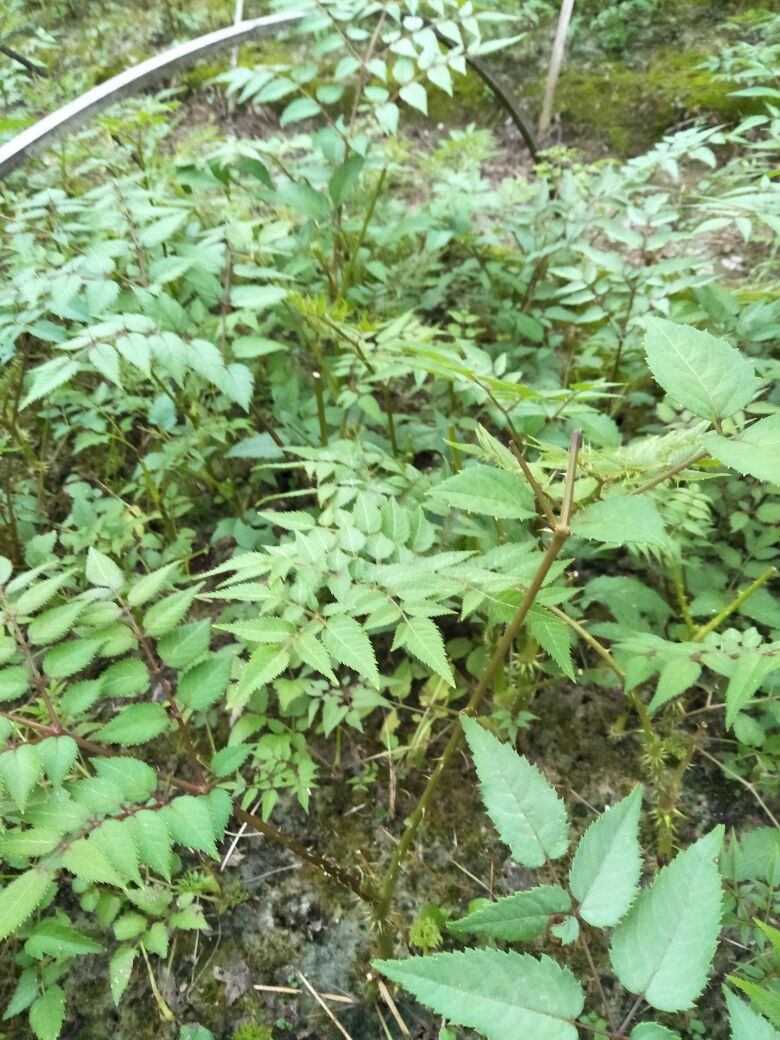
[691,566,776,643]
[341,166,387,297]
[313,371,329,447]
[373,431,582,955]
[670,557,695,637]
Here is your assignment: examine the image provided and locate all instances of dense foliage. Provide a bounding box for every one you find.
[0,1,778,1038]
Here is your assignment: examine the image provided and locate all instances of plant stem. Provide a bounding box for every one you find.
[373,430,581,955]
[313,371,329,447]
[670,557,695,637]
[691,566,776,642]
[579,928,616,1030]
[383,383,398,458]
[342,166,386,296]
[120,602,206,790]
[630,450,708,496]
[0,589,62,733]
[234,806,373,902]
[618,994,644,1034]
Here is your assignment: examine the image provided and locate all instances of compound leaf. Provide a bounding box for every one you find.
[610,827,724,1011]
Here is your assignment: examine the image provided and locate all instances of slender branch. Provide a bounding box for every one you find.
[696,745,780,831]
[630,450,708,497]
[373,431,582,954]
[120,602,207,789]
[579,928,616,1030]
[236,806,373,902]
[618,994,644,1034]
[0,588,63,733]
[691,566,776,643]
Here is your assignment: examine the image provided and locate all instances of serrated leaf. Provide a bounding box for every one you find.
[648,658,701,714]
[62,838,125,887]
[0,744,43,812]
[93,757,157,802]
[21,357,80,409]
[0,556,11,586]
[38,736,78,787]
[164,796,218,857]
[462,718,568,867]
[430,465,535,520]
[375,950,583,1040]
[229,644,290,709]
[322,615,380,689]
[177,654,232,711]
[728,977,780,1026]
[144,920,169,958]
[126,563,179,607]
[449,885,571,941]
[101,658,150,698]
[92,819,142,886]
[569,786,643,927]
[86,548,124,591]
[725,987,780,1040]
[157,620,211,669]
[130,810,173,880]
[14,573,73,616]
[725,652,780,728]
[29,984,65,1040]
[644,318,757,421]
[527,607,575,680]
[572,497,666,548]
[4,967,38,1019]
[329,153,365,205]
[393,616,454,685]
[293,628,335,681]
[28,603,85,646]
[0,870,52,941]
[0,664,31,701]
[142,586,199,637]
[109,945,136,1005]
[610,827,724,1011]
[43,638,103,679]
[25,921,103,959]
[96,703,169,745]
[703,414,780,485]
[216,617,293,644]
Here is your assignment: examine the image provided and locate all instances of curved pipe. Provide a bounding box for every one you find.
[0,11,536,179]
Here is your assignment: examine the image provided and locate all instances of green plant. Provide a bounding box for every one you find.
[375,717,776,1040]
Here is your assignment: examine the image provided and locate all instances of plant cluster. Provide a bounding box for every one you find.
[0,1,778,1038]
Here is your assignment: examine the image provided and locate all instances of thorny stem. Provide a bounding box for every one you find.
[0,588,62,733]
[691,565,776,643]
[342,166,387,297]
[373,430,582,955]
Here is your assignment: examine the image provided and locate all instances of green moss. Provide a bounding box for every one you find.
[547,49,764,155]
[233,1023,274,1040]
